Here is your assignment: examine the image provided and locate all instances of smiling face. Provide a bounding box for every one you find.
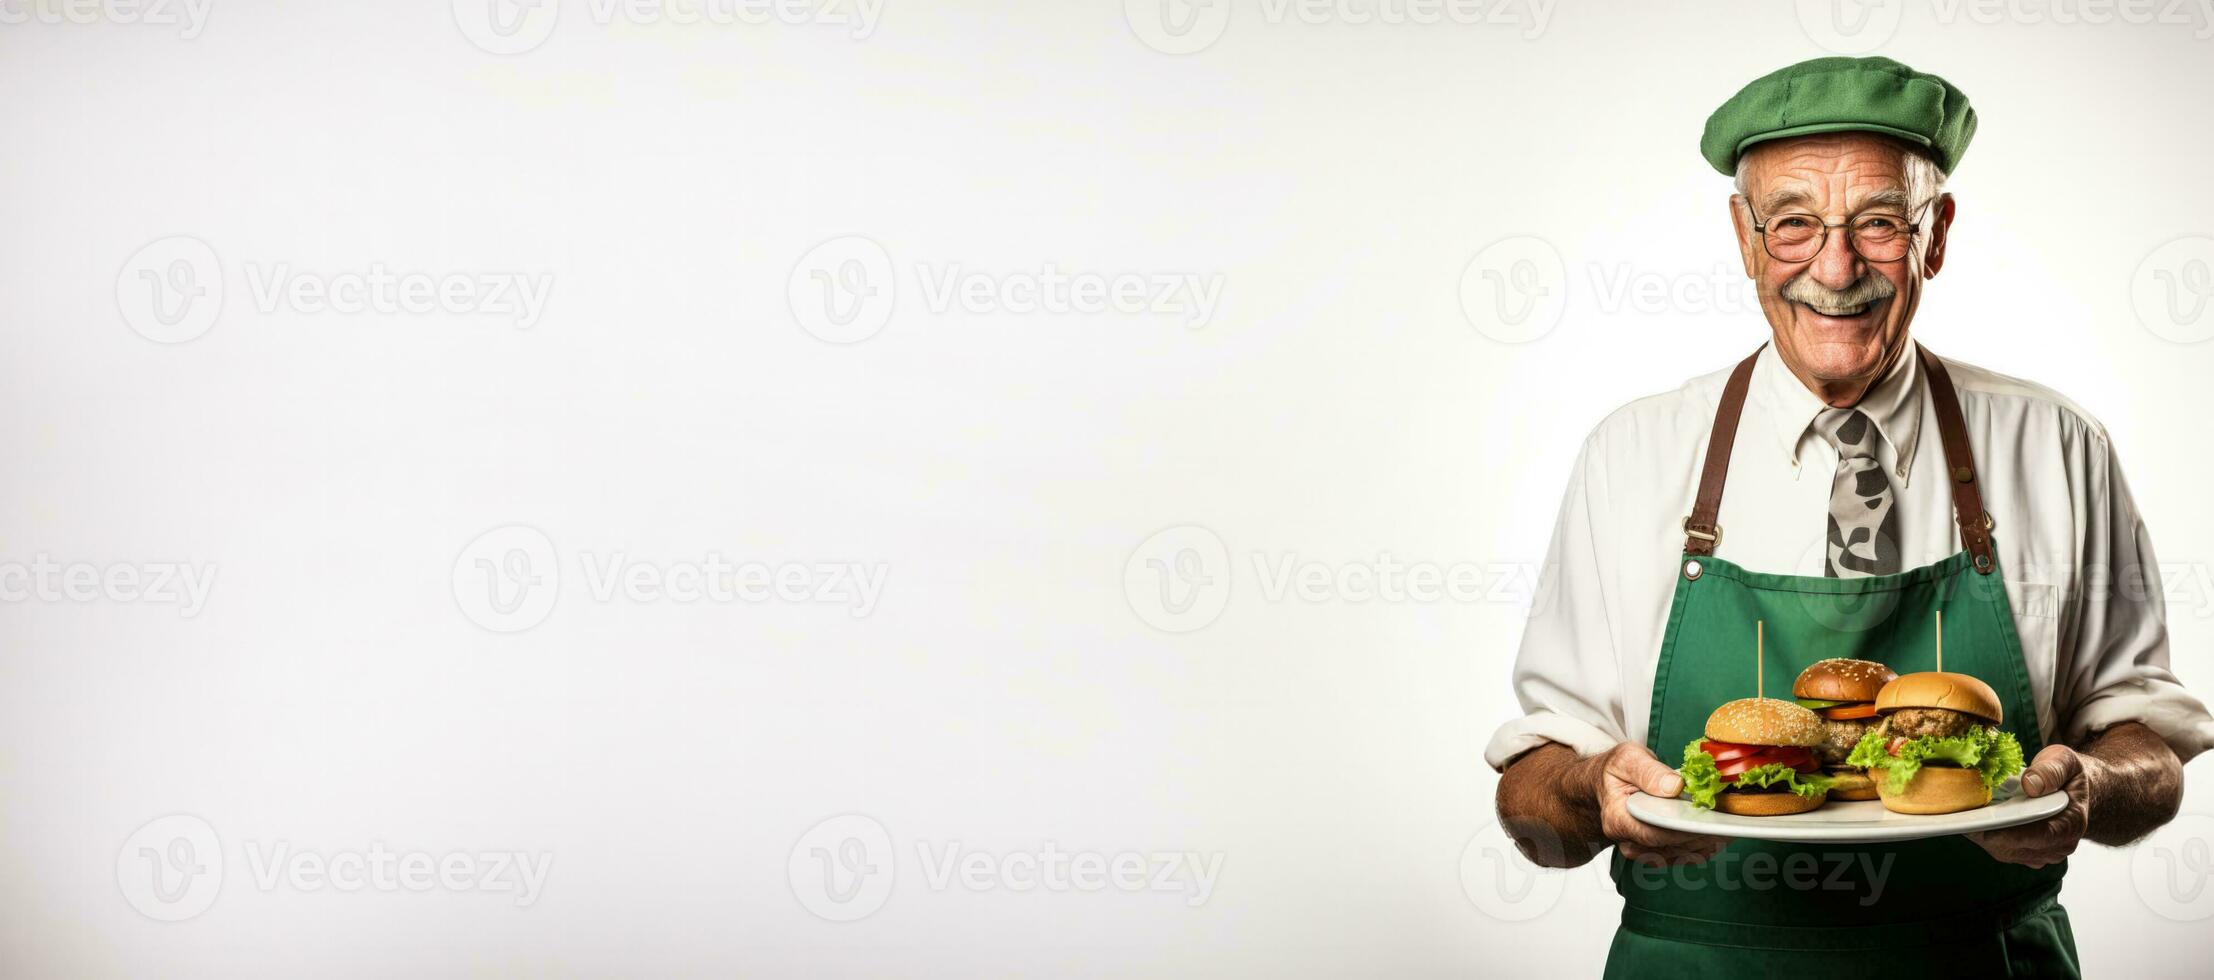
[1729,133,1955,405]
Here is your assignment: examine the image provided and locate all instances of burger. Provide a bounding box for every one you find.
[1791,658,1899,801]
[1845,671,2026,815]
[1678,698,1833,815]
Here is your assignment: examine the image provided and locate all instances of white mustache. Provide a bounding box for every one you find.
[1781,274,1896,315]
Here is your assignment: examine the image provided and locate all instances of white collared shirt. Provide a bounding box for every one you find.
[1484,344,2214,768]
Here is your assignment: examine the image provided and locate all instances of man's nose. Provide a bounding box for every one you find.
[1807,226,1863,290]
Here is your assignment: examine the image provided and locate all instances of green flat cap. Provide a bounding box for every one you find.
[1701,57,1976,176]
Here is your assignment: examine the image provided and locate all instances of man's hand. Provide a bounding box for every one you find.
[1497,741,1728,869]
[1968,722,2183,868]
[1967,745,2092,868]
[1591,743,1730,866]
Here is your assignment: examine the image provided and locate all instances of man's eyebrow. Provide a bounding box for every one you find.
[1756,187,1814,212]
[1858,189,1912,212]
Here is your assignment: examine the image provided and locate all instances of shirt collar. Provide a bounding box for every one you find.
[1752,342,1925,486]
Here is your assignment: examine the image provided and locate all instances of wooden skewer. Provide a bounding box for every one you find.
[1936,609,1944,673]
[1756,619,1764,699]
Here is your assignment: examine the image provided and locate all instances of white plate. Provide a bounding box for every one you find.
[1626,777,2066,843]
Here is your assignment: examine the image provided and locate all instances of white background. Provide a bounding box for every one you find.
[6,0,2214,976]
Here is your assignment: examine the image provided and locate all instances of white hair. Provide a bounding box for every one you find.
[1734,139,1948,211]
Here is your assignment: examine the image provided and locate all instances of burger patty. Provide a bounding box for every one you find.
[1815,718,1870,767]
[1876,707,1982,741]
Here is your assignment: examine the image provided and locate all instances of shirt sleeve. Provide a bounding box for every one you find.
[2053,427,2214,762]
[1484,430,1631,770]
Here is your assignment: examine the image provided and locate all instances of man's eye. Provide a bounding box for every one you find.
[1773,216,1816,230]
[1859,216,1903,232]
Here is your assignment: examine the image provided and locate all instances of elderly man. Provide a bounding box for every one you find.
[1489,57,2214,976]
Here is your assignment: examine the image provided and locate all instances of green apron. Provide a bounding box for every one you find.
[1601,345,2078,978]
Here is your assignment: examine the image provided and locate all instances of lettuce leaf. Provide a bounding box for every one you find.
[1677,740,1834,810]
[1846,725,2025,793]
[1679,740,1723,808]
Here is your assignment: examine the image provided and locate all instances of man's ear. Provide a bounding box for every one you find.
[1922,193,1956,278]
[1728,194,1758,279]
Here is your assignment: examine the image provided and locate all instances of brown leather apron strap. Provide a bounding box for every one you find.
[1681,342,1997,575]
[1917,343,1997,574]
[1681,347,1761,557]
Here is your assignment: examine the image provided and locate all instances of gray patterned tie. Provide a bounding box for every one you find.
[1815,408,1901,577]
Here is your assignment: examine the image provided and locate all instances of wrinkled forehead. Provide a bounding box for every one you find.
[1739,133,1920,214]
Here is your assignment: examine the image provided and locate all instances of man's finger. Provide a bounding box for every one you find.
[1612,747,1685,798]
[2020,745,2082,797]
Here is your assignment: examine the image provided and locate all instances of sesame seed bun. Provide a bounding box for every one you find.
[1874,671,2004,724]
[1792,658,1898,703]
[1703,697,1826,747]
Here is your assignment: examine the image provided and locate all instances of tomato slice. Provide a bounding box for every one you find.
[1819,703,1879,720]
[1701,740,1758,762]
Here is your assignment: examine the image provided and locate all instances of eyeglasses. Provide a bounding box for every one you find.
[1746,203,1927,264]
